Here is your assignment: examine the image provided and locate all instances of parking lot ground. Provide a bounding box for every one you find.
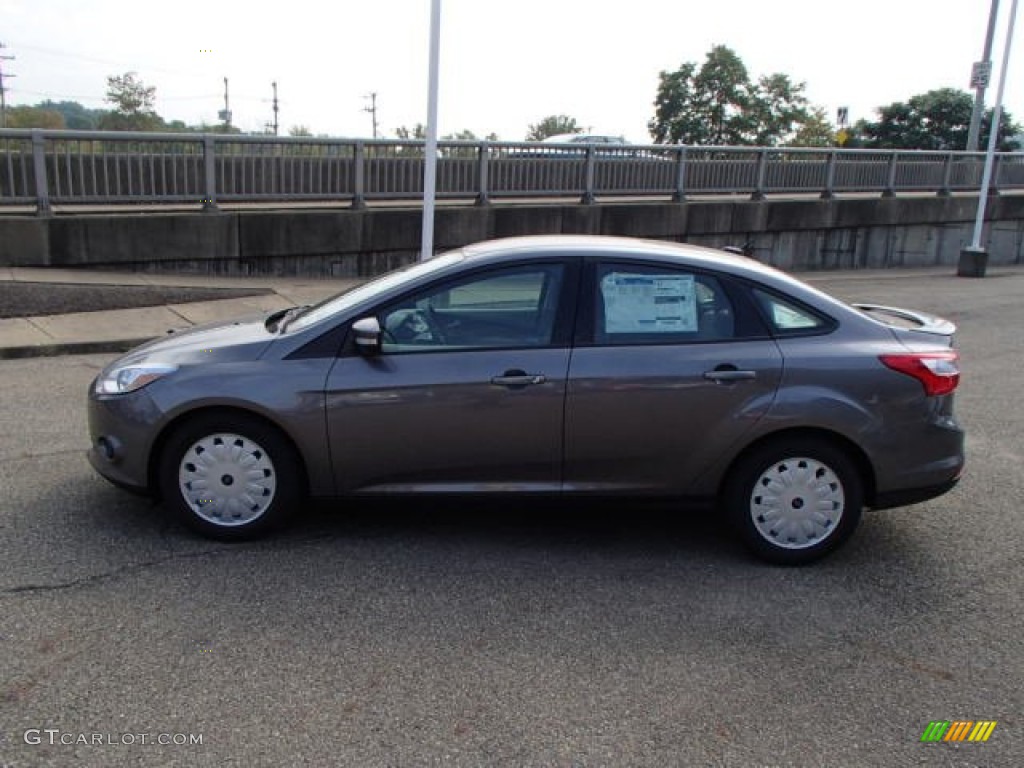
[1,269,1023,767]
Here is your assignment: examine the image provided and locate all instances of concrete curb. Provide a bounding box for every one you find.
[0,338,156,360]
[0,272,357,360]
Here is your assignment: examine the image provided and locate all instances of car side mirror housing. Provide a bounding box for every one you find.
[352,317,383,355]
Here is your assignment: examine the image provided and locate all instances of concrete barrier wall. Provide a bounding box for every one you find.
[2,195,1023,276]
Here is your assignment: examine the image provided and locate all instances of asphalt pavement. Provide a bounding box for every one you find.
[0,264,1023,767]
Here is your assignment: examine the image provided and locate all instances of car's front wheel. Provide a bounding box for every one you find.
[159,413,302,540]
[725,437,863,565]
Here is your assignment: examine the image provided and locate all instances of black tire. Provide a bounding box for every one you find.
[724,437,863,565]
[158,412,302,540]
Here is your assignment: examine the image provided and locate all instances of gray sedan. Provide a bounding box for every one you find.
[87,236,964,564]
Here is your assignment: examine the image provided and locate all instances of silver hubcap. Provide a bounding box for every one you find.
[178,432,276,527]
[749,456,844,550]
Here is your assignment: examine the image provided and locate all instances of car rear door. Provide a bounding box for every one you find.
[324,259,578,493]
[563,260,783,495]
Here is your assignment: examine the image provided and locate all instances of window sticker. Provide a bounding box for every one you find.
[601,272,697,333]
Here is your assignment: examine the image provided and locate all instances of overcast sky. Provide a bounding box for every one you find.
[1,0,1020,141]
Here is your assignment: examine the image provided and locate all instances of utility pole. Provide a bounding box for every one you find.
[271,81,279,136]
[218,77,232,130]
[959,0,1018,277]
[421,0,441,261]
[967,0,1000,152]
[363,92,379,139]
[0,43,15,129]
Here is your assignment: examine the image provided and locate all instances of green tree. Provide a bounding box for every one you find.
[649,45,818,146]
[394,126,498,142]
[38,100,104,129]
[98,72,163,131]
[395,123,426,140]
[788,107,836,147]
[753,73,812,145]
[525,115,582,141]
[439,129,499,157]
[191,120,242,134]
[4,105,65,129]
[288,125,312,137]
[393,125,499,157]
[443,129,499,141]
[858,88,1020,151]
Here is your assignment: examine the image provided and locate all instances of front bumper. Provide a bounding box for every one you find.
[86,382,164,495]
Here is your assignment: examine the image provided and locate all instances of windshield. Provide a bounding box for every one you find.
[285,252,465,332]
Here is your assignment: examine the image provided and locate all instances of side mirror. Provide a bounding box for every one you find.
[352,317,382,355]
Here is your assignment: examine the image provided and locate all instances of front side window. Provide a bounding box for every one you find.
[594,264,736,344]
[380,264,565,353]
[287,251,463,332]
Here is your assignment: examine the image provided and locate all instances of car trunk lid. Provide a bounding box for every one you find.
[852,303,956,346]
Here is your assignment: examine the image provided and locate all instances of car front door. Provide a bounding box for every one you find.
[324,260,577,493]
[564,260,783,495]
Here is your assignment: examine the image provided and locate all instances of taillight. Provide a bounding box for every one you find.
[879,351,960,396]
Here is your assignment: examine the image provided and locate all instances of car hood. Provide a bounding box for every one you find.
[110,312,277,367]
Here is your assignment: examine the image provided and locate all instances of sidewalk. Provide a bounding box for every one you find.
[0,267,359,359]
[0,263,1018,360]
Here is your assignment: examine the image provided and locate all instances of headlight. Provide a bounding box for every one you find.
[94,363,178,395]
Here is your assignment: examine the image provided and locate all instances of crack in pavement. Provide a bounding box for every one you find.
[0,546,239,596]
[3,448,85,460]
[0,530,339,597]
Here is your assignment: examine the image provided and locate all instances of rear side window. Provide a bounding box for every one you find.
[752,288,831,335]
[594,264,736,344]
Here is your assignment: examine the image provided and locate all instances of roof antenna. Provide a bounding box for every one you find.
[722,241,755,258]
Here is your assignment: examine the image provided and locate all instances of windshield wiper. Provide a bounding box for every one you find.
[264,307,291,333]
[276,305,309,334]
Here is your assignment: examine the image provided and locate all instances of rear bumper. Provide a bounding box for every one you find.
[872,475,961,510]
[870,409,964,508]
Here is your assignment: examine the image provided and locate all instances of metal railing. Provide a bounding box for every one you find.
[1,128,1022,214]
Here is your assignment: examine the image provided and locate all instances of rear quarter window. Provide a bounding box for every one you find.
[752,288,833,335]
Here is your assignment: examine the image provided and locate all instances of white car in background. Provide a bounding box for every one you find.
[541,133,628,145]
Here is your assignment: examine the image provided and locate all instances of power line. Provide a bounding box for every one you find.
[9,85,220,104]
[12,41,210,80]
[12,88,102,104]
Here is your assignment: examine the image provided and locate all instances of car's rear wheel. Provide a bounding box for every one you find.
[725,437,863,565]
[159,413,302,540]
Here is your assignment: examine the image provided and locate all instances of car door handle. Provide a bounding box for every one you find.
[704,368,756,382]
[491,370,547,388]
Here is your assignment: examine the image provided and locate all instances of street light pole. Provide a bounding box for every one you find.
[967,0,1000,152]
[420,0,442,261]
[959,0,1018,276]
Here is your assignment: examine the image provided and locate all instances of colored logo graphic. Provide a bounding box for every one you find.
[920,720,997,742]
